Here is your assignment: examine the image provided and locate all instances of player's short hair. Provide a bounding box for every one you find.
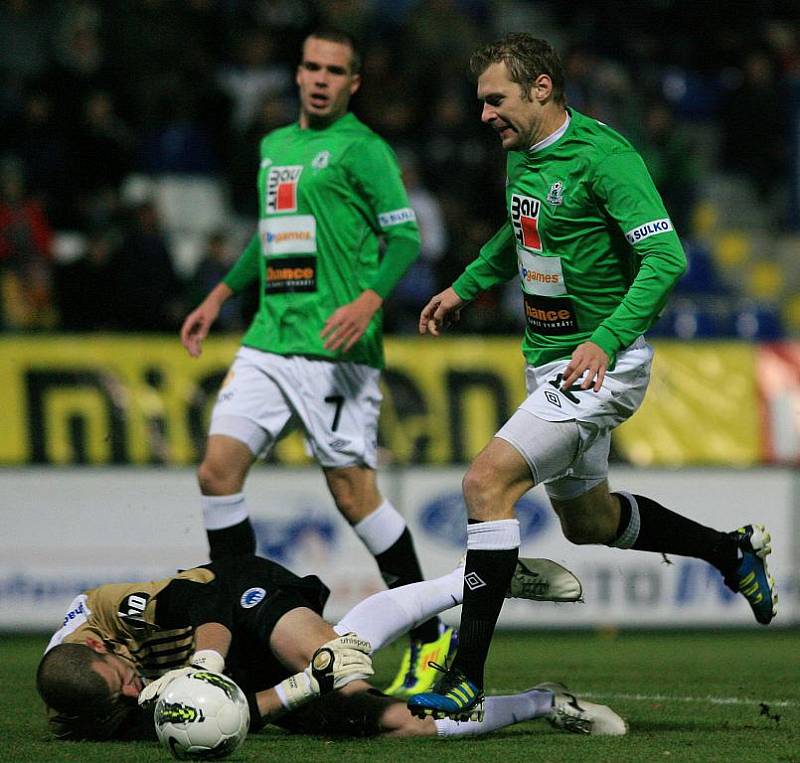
[470,33,566,105]
[304,27,363,74]
[36,644,131,740]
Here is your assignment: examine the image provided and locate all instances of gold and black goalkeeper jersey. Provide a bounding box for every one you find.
[46,566,217,679]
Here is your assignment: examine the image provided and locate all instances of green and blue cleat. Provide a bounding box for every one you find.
[384,626,458,698]
[406,664,484,722]
[724,524,777,625]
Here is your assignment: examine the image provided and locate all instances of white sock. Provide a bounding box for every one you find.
[352,499,406,555]
[333,563,464,651]
[201,493,248,530]
[610,491,641,548]
[434,689,553,737]
[467,518,521,550]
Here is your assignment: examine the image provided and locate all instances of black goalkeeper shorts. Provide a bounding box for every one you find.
[206,555,330,695]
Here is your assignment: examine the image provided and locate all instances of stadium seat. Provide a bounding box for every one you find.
[728,305,784,340]
[675,240,724,295]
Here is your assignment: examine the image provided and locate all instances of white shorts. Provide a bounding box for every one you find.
[209,347,382,469]
[496,337,653,499]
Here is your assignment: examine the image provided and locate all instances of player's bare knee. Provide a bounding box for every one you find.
[197,459,243,495]
[462,463,502,518]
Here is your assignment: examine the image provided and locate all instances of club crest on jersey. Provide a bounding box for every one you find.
[546,181,564,205]
[311,150,330,170]
[511,193,542,252]
[266,165,303,213]
[240,587,267,608]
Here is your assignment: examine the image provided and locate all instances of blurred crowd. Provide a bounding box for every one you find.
[1,0,799,338]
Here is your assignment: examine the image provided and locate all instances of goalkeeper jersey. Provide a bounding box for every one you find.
[453,108,687,367]
[224,112,420,369]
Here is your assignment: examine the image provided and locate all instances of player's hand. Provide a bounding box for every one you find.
[309,633,374,694]
[561,341,609,392]
[180,302,220,358]
[275,633,373,711]
[419,287,464,336]
[321,290,383,352]
[137,667,196,708]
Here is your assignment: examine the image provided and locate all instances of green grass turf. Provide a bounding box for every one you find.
[3,629,798,762]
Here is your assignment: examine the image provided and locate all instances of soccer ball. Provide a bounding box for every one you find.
[154,671,250,760]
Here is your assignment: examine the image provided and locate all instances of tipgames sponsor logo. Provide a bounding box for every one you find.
[625,218,673,244]
[240,587,266,609]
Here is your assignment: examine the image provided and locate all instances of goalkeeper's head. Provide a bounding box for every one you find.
[36,642,143,740]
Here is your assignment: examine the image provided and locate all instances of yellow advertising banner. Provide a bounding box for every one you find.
[0,336,761,466]
[614,342,760,465]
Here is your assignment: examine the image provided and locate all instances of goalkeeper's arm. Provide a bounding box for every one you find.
[249,633,373,726]
[137,622,231,707]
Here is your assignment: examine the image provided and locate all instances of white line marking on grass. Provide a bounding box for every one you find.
[490,689,796,707]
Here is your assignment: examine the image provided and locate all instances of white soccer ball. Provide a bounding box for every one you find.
[154,670,250,760]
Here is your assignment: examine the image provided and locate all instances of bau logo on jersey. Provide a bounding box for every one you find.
[266,165,303,213]
[510,193,542,251]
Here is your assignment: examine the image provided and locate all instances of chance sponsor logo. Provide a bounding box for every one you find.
[625,218,673,245]
[266,165,303,213]
[378,207,416,227]
[510,193,542,251]
[523,293,577,335]
[240,587,266,608]
[265,255,317,293]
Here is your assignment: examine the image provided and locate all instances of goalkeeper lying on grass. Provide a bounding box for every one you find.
[36,554,625,741]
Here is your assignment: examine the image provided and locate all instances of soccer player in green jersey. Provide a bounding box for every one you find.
[179,29,452,698]
[407,34,777,723]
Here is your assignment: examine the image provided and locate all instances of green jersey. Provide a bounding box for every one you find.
[453,108,687,367]
[224,112,420,369]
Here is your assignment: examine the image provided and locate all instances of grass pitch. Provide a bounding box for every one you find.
[2,629,798,762]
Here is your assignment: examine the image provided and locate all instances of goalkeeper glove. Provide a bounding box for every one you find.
[275,633,373,711]
[137,649,225,708]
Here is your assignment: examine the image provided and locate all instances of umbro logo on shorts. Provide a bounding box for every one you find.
[544,389,562,407]
[464,572,487,591]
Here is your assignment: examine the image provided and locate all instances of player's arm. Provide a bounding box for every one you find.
[321,139,421,352]
[419,221,517,335]
[562,150,687,391]
[138,622,232,704]
[180,233,261,357]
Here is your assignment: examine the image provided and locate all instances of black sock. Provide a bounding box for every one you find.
[207,518,256,561]
[375,528,441,643]
[451,546,518,688]
[615,492,738,573]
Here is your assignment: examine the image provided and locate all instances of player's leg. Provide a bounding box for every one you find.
[282,681,608,738]
[408,435,536,721]
[199,348,294,560]
[197,435,256,559]
[323,464,453,695]
[549,469,777,624]
[294,355,449,696]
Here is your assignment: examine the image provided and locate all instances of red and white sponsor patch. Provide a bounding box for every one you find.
[266,165,303,213]
[510,193,542,252]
